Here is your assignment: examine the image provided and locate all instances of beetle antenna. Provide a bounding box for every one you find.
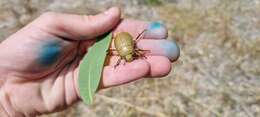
[135,29,147,42]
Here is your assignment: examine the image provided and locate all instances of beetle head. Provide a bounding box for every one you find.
[125,54,133,62]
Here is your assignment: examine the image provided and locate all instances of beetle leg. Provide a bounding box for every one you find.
[114,57,122,68]
[135,49,150,59]
[135,49,150,53]
[107,49,117,52]
[108,49,117,51]
[134,29,147,42]
[135,49,148,59]
[108,52,120,56]
[122,60,126,65]
[107,49,120,56]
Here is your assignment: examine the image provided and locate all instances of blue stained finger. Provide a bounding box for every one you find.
[144,22,168,39]
[137,39,180,61]
[159,40,180,61]
[38,40,62,66]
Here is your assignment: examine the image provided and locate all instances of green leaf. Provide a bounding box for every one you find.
[78,32,112,105]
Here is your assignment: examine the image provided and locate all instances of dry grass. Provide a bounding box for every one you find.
[0,0,259,117]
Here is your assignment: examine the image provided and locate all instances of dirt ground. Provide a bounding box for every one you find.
[0,0,259,117]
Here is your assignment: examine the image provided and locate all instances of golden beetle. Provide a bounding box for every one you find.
[110,30,148,67]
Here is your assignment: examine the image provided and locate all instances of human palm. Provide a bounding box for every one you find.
[0,7,179,117]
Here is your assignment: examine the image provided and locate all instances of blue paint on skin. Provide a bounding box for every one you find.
[149,22,164,30]
[38,41,62,66]
[145,22,167,39]
[160,40,180,61]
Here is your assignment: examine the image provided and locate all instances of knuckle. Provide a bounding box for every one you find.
[81,15,94,22]
[40,12,57,19]
[38,12,59,23]
[81,15,98,34]
[42,11,57,17]
[35,12,60,27]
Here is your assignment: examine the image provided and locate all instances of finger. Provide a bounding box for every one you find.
[109,39,180,62]
[73,59,149,97]
[113,19,168,39]
[74,56,171,93]
[100,56,171,88]
[145,56,171,77]
[137,39,180,61]
[31,7,121,40]
[100,59,150,88]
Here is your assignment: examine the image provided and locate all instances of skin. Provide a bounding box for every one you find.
[0,7,180,117]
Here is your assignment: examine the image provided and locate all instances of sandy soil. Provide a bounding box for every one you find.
[0,0,259,117]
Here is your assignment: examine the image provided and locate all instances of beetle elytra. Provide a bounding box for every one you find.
[110,30,149,67]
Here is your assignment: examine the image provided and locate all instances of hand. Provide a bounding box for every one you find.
[0,7,179,117]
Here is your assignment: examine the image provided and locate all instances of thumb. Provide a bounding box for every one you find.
[31,7,121,40]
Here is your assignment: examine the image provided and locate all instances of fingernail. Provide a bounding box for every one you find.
[144,22,168,39]
[159,40,180,61]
